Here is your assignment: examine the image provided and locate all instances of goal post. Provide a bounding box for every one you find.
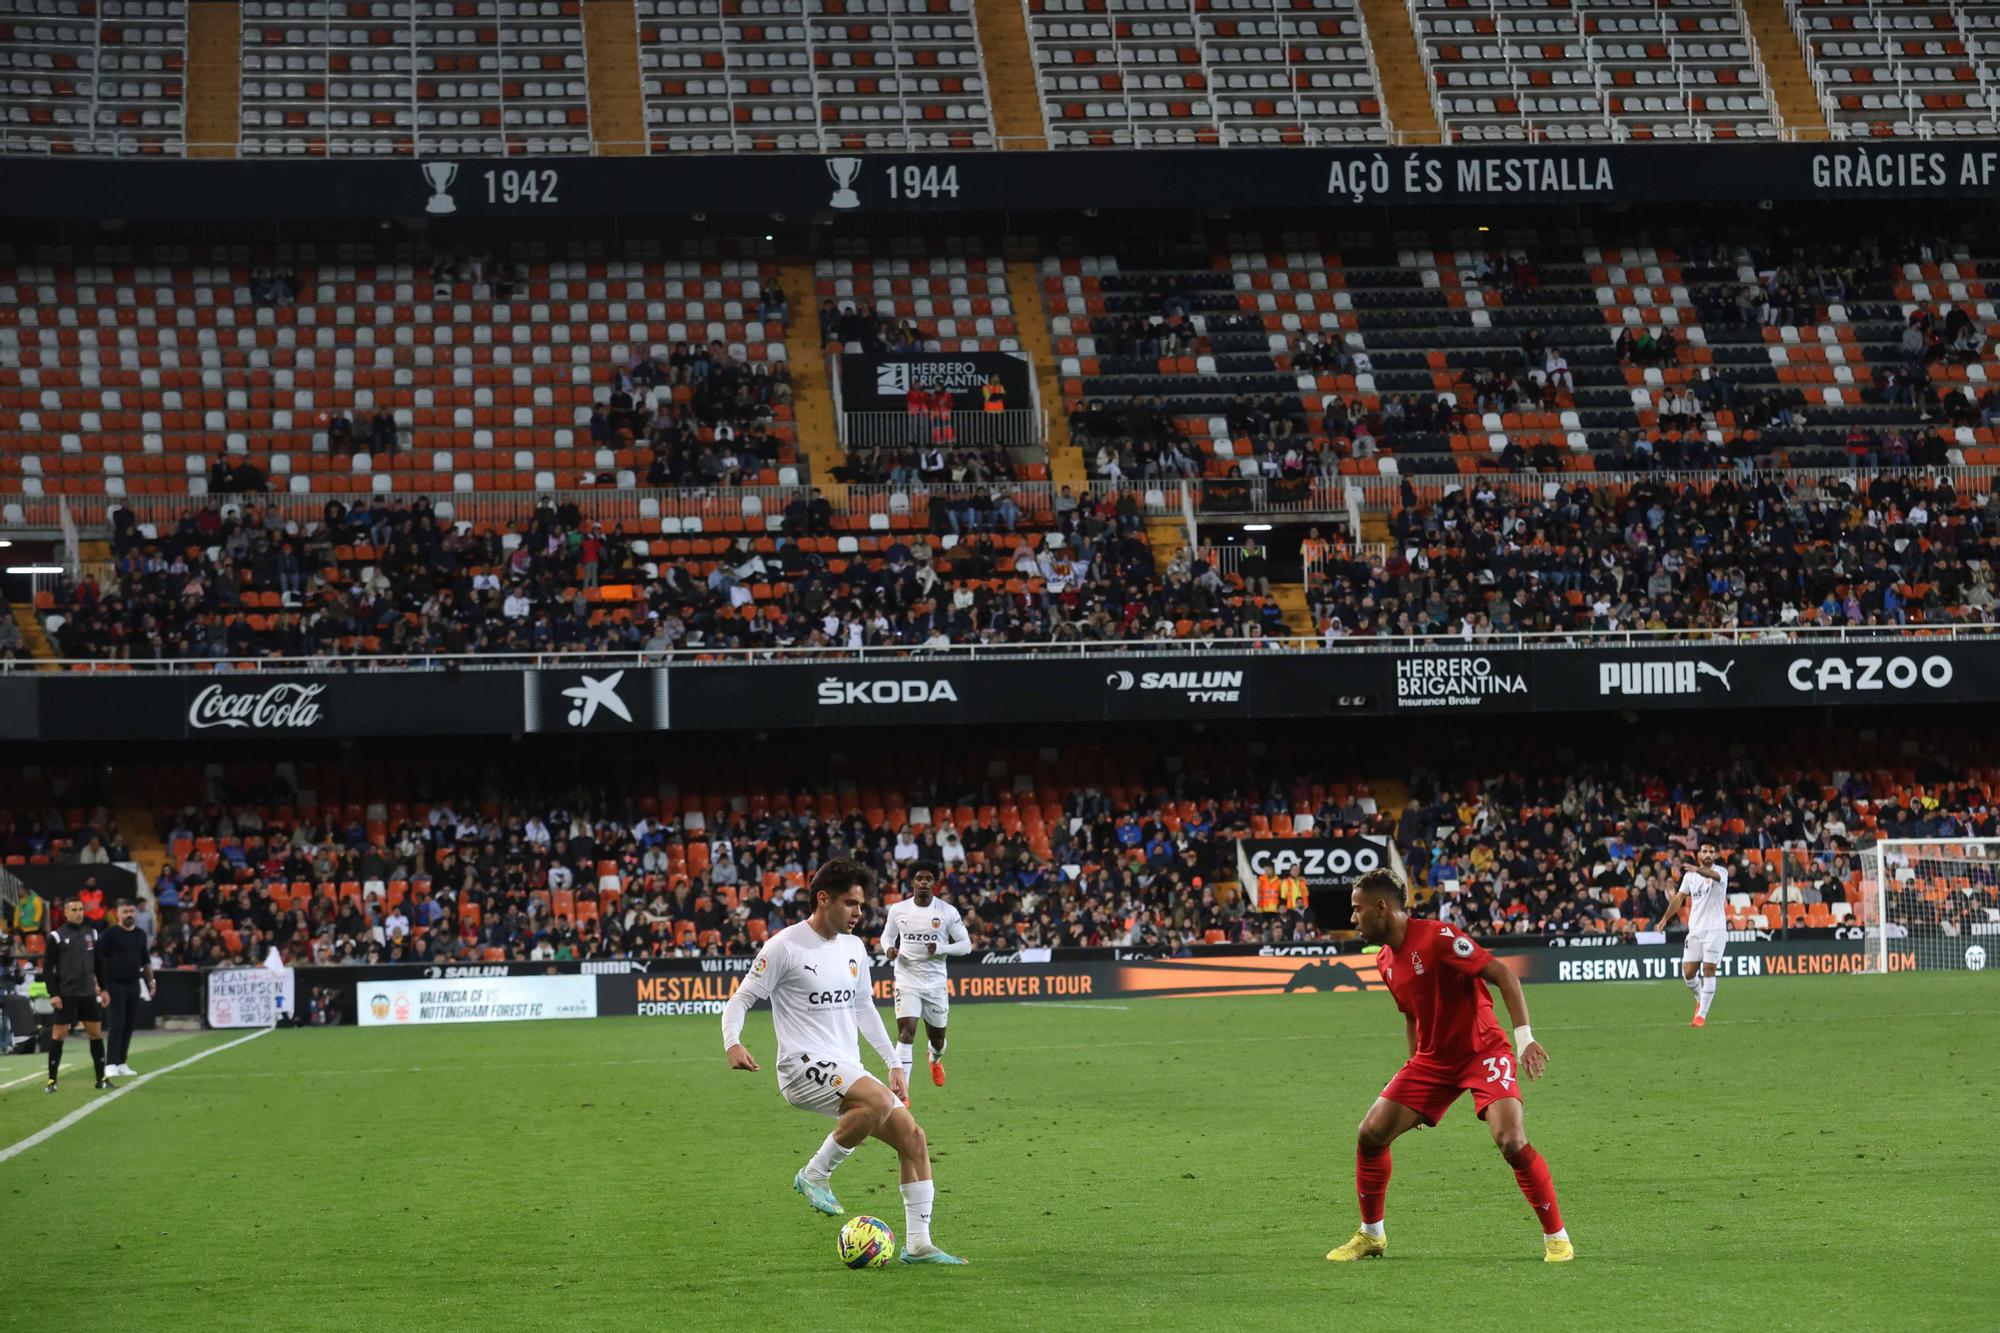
[1865,838,2000,975]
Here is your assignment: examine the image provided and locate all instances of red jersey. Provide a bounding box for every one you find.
[1377,919,1508,1064]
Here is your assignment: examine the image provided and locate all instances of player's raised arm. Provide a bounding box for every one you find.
[1677,859,1720,883]
[722,942,782,1070]
[1479,958,1547,1080]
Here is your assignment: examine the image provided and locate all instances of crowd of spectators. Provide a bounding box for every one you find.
[831,445,1020,486]
[1311,472,2000,639]
[594,339,794,487]
[41,483,1272,660]
[13,720,1990,972]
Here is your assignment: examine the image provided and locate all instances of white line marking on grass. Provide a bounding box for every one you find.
[0,1027,273,1166]
[1,1060,81,1091]
[147,1007,2000,1085]
[1020,1002,1131,1011]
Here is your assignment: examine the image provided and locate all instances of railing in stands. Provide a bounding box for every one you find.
[14,621,2000,675]
[0,124,1870,158]
[13,465,1994,538]
[96,481,1188,535]
[841,409,1044,450]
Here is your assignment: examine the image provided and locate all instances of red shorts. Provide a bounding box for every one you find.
[1381,1048,1522,1126]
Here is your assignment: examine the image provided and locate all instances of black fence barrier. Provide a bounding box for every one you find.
[6,142,2000,220]
[6,641,2000,740]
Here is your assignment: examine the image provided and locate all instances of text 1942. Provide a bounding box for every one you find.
[483,168,560,205]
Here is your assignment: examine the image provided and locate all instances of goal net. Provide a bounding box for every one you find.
[1865,839,2000,975]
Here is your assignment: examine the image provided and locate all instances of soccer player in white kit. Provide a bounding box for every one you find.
[1657,841,1730,1028]
[881,861,970,1094]
[722,858,967,1265]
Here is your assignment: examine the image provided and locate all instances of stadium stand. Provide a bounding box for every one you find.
[0,0,187,157]
[1022,0,1390,147]
[28,482,1294,659]
[14,720,1989,967]
[0,239,799,516]
[816,238,1022,355]
[1309,470,2000,638]
[634,0,997,153]
[1788,0,2000,139]
[1051,226,2000,484]
[238,0,592,157]
[1410,0,1782,143]
[813,236,1045,476]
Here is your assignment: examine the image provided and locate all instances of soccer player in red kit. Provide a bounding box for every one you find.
[1326,869,1574,1263]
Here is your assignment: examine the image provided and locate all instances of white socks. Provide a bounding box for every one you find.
[894,1042,914,1076]
[805,1133,854,1184]
[1696,976,1717,1019]
[1684,973,1701,995]
[929,1038,946,1062]
[1546,1226,1569,1242]
[901,1179,935,1251]
[1359,1220,1385,1240]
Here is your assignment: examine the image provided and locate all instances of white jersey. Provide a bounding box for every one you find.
[1679,864,1730,936]
[882,897,970,989]
[721,921,892,1067]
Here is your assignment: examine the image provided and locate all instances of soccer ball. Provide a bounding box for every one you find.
[837,1215,896,1269]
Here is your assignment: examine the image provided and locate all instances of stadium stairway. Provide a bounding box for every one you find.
[108,777,171,897]
[582,0,647,156]
[780,258,840,485]
[185,0,242,159]
[1741,1,1828,136]
[973,0,1046,146]
[10,600,56,665]
[1271,581,1308,634]
[1007,256,1087,487]
[1146,514,1188,572]
[1356,0,1441,139]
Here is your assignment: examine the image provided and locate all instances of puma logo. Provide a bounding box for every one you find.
[801,963,819,975]
[1696,661,1735,690]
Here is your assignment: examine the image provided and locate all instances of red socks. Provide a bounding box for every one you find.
[1504,1144,1564,1234]
[1355,1143,1392,1225]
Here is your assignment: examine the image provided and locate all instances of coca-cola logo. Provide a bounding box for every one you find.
[188,682,327,730]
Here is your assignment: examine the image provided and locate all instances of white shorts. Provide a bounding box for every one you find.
[1682,930,1728,968]
[894,982,949,1027]
[777,1051,876,1118]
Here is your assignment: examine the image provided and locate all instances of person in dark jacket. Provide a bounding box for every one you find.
[98,899,157,1077]
[40,897,112,1092]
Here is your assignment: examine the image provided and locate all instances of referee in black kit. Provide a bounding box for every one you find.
[101,899,156,1078]
[42,897,112,1093]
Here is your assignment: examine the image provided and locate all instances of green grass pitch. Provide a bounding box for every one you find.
[4,974,1996,1330]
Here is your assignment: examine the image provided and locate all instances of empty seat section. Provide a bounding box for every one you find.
[637,0,996,154]
[0,0,187,156]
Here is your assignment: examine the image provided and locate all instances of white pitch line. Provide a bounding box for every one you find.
[0,1060,81,1091]
[1019,1002,1131,1011]
[127,1005,2000,1086]
[0,1027,273,1167]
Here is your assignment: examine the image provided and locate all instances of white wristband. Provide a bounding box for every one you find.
[1514,1025,1534,1050]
